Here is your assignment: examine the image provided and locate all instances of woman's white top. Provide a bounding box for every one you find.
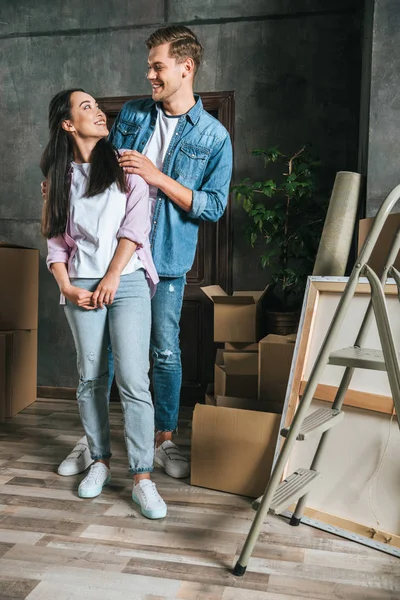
[68,161,143,278]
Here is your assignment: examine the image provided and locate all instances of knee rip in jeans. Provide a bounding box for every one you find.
[79,370,108,383]
[153,348,174,360]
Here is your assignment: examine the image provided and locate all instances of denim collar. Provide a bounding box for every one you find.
[186,95,203,125]
[152,94,203,126]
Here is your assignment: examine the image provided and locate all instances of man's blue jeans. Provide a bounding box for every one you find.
[108,275,186,432]
[65,270,154,474]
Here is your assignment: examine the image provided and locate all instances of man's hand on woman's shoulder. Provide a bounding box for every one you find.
[119,150,163,188]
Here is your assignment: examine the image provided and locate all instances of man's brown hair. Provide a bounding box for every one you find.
[146,25,203,73]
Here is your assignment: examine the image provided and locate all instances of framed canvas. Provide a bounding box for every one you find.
[274,277,400,547]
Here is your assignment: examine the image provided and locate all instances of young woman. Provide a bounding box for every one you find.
[42,88,167,519]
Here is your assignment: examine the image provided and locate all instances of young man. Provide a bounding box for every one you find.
[57,25,233,480]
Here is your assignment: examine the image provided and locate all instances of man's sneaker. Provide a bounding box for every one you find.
[132,479,167,519]
[154,440,190,479]
[58,436,94,476]
[78,462,111,498]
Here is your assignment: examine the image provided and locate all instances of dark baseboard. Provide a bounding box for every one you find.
[37,386,77,400]
[37,386,201,406]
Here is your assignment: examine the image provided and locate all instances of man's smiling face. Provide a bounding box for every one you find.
[147,43,186,104]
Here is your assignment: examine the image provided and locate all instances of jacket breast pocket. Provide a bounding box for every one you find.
[115,121,141,149]
[172,143,210,186]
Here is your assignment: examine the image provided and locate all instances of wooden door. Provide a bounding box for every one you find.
[99,92,234,405]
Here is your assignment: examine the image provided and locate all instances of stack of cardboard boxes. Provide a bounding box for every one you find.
[0,244,39,421]
[191,285,296,498]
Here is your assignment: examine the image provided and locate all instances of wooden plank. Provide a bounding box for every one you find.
[283,279,320,431]
[299,381,395,416]
[311,278,399,295]
[300,507,400,550]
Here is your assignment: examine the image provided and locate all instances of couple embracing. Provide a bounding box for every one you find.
[42,26,233,519]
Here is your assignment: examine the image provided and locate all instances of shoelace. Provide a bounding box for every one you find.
[82,464,107,485]
[138,482,163,507]
[67,443,88,459]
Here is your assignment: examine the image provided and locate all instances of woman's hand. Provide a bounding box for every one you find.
[62,285,96,310]
[91,271,121,309]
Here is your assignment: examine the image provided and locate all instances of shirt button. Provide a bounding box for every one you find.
[175,132,179,136]
[153,220,157,224]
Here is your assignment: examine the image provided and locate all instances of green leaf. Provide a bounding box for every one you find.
[266,146,284,161]
[243,196,253,212]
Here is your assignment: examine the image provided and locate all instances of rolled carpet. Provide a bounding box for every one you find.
[313,171,362,276]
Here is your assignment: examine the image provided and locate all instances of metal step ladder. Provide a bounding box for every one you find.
[233,184,400,577]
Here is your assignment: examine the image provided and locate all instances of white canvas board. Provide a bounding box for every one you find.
[279,277,400,535]
[286,399,400,533]
[303,290,400,398]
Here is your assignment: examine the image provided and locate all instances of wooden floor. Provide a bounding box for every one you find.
[0,399,399,600]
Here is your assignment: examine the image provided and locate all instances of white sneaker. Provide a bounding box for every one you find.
[154,440,190,479]
[58,436,94,476]
[132,479,167,519]
[78,462,111,498]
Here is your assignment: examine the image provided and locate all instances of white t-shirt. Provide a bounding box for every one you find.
[68,162,143,278]
[143,105,180,210]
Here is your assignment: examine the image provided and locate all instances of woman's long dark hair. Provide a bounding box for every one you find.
[41,88,128,239]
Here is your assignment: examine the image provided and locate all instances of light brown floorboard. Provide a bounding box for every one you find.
[0,398,398,600]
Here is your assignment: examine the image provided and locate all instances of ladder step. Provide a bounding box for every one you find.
[252,468,322,514]
[329,346,388,371]
[280,408,344,440]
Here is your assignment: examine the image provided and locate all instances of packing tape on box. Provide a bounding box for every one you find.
[313,171,362,277]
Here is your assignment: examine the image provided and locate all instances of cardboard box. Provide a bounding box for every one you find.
[0,244,39,329]
[205,386,265,410]
[191,401,282,497]
[0,330,37,419]
[201,285,268,342]
[205,384,283,414]
[207,394,282,414]
[358,213,400,275]
[258,334,296,409]
[214,349,258,398]
[225,342,259,351]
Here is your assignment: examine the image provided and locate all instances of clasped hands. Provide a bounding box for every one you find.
[63,271,120,310]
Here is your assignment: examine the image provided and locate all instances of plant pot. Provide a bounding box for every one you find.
[265,310,300,336]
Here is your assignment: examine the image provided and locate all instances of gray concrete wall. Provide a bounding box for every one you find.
[365,0,400,216]
[0,1,362,387]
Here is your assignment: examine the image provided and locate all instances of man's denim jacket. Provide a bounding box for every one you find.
[109,95,233,277]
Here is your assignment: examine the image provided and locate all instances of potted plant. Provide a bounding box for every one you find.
[232,145,327,334]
